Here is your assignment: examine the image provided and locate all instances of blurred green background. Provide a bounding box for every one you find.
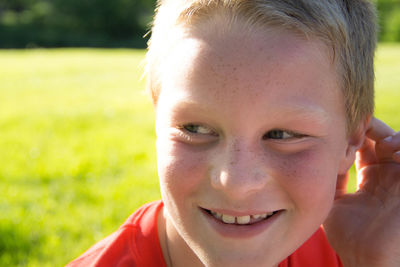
[1,0,400,266]
[0,49,160,266]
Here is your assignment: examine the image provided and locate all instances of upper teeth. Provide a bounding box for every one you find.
[211,211,273,225]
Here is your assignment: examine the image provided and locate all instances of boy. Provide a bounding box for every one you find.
[68,0,400,266]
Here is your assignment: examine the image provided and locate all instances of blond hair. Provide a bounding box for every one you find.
[146,0,377,133]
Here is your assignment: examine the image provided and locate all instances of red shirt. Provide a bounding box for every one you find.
[67,201,342,267]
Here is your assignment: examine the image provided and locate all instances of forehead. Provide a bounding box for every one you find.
[158,25,342,116]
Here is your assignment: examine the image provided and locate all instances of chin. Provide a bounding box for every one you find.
[197,249,282,267]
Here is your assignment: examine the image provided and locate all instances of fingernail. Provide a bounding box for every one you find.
[383,135,393,142]
[395,151,400,158]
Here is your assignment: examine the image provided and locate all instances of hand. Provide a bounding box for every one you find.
[324,117,400,267]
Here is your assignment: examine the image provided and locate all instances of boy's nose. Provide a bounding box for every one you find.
[210,141,270,199]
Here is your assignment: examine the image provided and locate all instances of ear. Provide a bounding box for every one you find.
[338,115,371,175]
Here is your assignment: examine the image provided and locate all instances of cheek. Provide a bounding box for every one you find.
[275,147,339,209]
[157,141,209,200]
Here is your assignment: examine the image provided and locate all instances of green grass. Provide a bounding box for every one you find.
[0,45,399,266]
[0,49,159,266]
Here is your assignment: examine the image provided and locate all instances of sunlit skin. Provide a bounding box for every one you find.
[154,23,363,267]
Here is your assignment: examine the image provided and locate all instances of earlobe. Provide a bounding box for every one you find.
[338,116,371,174]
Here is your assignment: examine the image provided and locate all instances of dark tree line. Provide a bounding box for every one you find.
[0,0,399,48]
[377,0,400,42]
[0,0,156,48]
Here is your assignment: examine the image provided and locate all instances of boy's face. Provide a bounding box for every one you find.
[155,25,353,266]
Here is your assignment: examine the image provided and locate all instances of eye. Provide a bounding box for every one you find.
[263,129,306,140]
[180,124,217,136]
[175,123,219,144]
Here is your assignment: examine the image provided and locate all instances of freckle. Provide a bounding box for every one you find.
[280,159,290,169]
[278,158,296,176]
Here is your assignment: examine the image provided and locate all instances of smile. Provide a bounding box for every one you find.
[205,209,279,225]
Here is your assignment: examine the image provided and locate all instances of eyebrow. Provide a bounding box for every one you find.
[273,104,330,124]
[169,100,213,114]
[171,99,330,123]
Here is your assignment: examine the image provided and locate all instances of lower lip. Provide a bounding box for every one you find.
[200,208,283,239]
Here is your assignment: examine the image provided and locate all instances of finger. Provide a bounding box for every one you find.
[394,151,400,163]
[356,163,380,191]
[335,172,349,199]
[363,117,396,164]
[356,138,377,169]
[366,117,395,142]
[375,131,400,163]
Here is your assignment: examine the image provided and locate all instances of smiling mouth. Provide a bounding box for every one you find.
[203,209,281,225]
